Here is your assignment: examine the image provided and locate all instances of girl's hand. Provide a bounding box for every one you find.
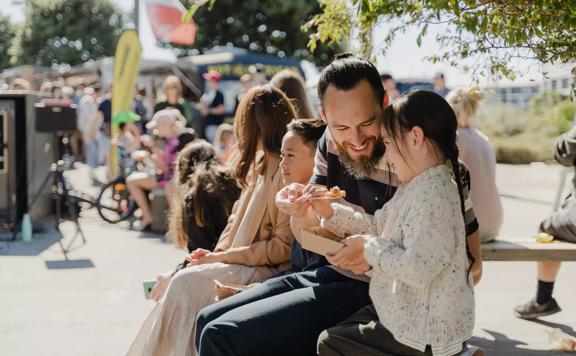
[300,185,334,219]
[326,235,373,275]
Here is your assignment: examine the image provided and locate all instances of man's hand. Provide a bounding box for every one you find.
[326,235,373,275]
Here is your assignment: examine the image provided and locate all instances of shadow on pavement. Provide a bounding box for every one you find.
[0,230,64,257]
[470,329,567,355]
[45,259,95,269]
[530,319,576,338]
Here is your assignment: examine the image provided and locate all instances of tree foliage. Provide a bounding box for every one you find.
[305,0,576,80]
[0,13,15,71]
[14,0,123,67]
[182,0,342,66]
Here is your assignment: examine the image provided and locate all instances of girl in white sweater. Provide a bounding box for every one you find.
[311,90,476,356]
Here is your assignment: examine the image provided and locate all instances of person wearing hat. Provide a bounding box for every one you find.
[126,109,197,231]
[198,70,226,143]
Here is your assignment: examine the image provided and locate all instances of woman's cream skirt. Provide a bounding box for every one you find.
[125,262,271,356]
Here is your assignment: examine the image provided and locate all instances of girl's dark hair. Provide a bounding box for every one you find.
[174,140,216,184]
[381,90,475,284]
[270,70,315,119]
[286,118,326,151]
[186,162,240,229]
[233,84,296,187]
[168,140,217,248]
[317,53,385,108]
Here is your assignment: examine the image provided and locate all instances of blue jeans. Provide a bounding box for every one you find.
[196,267,370,356]
[85,140,98,169]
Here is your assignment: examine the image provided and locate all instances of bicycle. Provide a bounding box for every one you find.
[95,150,140,224]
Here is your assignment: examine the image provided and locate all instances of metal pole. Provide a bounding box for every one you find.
[134,0,139,33]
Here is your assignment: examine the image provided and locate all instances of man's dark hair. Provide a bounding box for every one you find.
[317,53,385,107]
[380,73,393,81]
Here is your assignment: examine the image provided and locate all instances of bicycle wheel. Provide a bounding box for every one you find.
[96,178,136,223]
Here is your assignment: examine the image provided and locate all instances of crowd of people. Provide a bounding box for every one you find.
[6,52,574,355]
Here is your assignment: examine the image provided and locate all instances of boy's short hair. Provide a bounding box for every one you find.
[286,118,326,151]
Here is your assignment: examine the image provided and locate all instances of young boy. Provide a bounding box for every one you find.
[214,118,326,299]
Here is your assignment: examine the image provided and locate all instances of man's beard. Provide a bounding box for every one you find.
[336,137,385,180]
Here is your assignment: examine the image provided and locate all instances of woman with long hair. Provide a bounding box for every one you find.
[125,85,296,356]
[446,87,503,243]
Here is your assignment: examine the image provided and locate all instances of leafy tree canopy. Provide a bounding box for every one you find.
[14,0,123,67]
[0,13,15,71]
[305,0,576,80]
[183,0,342,67]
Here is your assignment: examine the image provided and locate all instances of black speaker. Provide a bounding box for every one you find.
[35,103,77,133]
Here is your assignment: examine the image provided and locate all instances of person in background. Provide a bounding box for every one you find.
[126,109,196,231]
[249,63,268,85]
[150,140,241,302]
[125,85,295,356]
[433,72,449,97]
[198,70,226,143]
[51,83,63,99]
[96,85,112,166]
[133,85,149,132]
[73,80,86,106]
[235,73,254,114]
[380,73,401,102]
[76,87,100,184]
[514,123,576,319]
[270,69,315,118]
[154,75,192,124]
[39,81,53,94]
[446,87,503,243]
[214,123,236,164]
[9,78,31,90]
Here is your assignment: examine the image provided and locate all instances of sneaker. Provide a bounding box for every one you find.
[514,298,561,319]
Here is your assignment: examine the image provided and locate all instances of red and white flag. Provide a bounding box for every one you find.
[145,0,196,46]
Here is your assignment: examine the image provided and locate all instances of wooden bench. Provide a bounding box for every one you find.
[482,239,576,261]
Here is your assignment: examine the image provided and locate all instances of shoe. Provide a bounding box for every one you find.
[514,298,561,319]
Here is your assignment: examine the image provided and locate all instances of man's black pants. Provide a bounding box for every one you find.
[195,266,370,356]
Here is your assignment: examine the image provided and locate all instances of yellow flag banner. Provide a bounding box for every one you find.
[110,29,142,176]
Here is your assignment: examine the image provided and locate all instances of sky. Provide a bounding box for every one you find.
[0,0,544,86]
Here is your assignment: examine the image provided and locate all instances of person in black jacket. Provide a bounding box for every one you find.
[515,123,576,319]
[150,140,240,301]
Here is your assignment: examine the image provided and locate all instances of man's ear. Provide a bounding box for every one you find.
[319,108,328,125]
[383,91,390,108]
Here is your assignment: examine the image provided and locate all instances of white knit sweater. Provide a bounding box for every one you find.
[323,164,475,356]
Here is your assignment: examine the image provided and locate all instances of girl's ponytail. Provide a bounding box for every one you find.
[446,142,475,286]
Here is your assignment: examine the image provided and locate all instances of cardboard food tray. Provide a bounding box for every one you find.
[299,227,344,256]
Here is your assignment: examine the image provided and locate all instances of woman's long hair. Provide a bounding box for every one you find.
[270,70,315,119]
[233,85,296,187]
[380,90,475,285]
